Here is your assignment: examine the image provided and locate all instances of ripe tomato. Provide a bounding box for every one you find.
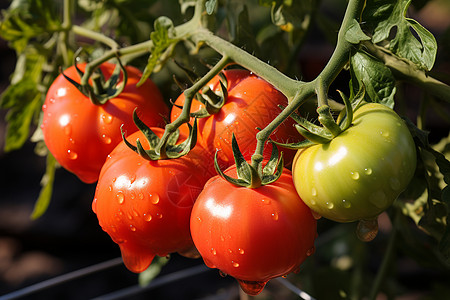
[41,62,169,183]
[170,69,299,171]
[190,165,317,295]
[93,128,215,273]
[292,103,417,223]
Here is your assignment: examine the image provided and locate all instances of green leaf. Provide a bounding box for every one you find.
[31,153,56,220]
[1,79,42,152]
[363,0,437,71]
[205,0,217,15]
[350,50,396,108]
[138,16,179,86]
[344,19,371,44]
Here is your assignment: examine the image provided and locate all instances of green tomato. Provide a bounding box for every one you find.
[292,103,417,222]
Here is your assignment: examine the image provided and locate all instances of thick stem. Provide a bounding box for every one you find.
[155,55,231,155]
[72,25,119,49]
[59,0,73,66]
[362,41,450,103]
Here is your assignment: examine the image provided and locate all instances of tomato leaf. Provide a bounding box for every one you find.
[31,153,56,220]
[138,16,179,87]
[350,50,396,108]
[344,19,371,44]
[362,0,437,71]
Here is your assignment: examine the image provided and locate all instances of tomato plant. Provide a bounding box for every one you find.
[93,127,214,273]
[41,62,169,183]
[292,103,417,223]
[190,164,317,295]
[170,69,300,169]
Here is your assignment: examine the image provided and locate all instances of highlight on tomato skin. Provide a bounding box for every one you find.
[190,164,317,296]
[92,128,215,273]
[292,103,417,224]
[41,62,169,184]
[170,68,301,171]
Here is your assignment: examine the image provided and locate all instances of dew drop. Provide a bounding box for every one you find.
[228,249,233,254]
[143,213,152,222]
[127,213,133,220]
[356,218,379,242]
[42,104,47,111]
[311,211,322,220]
[261,198,271,205]
[116,192,125,204]
[102,134,112,144]
[219,270,227,278]
[364,168,373,175]
[156,213,163,219]
[64,125,72,136]
[101,113,113,124]
[238,248,245,255]
[67,150,78,160]
[130,192,136,200]
[306,246,316,256]
[350,171,360,180]
[311,187,317,196]
[150,194,160,204]
[138,193,144,200]
[326,202,334,209]
[220,235,225,242]
[232,261,240,268]
[130,225,137,232]
[342,199,351,208]
[211,248,217,255]
[132,209,139,217]
[310,198,316,205]
[237,279,267,296]
[382,131,390,138]
[389,178,401,191]
[271,212,279,221]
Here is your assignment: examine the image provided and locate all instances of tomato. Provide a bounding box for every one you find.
[190,165,317,295]
[41,62,169,183]
[93,128,215,273]
[170,69,299,171]
[292,103,417,223]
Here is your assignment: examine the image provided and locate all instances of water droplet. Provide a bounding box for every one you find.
[342,199,351,208]
[210,248,217,255]
[130,192,136,200]
[196,216,202,223]
[311,187,317,196]
[102,134,112,144]
[150,194,159,204]
[238,248,245,255]
[219,270,227,278]
[326,202,334,209]
[306,246,316,256]
[130,225,137,232]
[143,212,152,221]
[138,193,144,200]
[310,198,316,205]
[356,218,379,242]
[42,104,47,111]
[271,212,279,221]
[369,190,387,209]
[261,198,271,205]
[67,150,78,160]
[156,213,163,219]
[228,249,233,254]
[64,124,72,136]
[364,168,372,175]
[390,178,401,191]
[108,185,113,192]
[117,192,125,204]
[232,261,240,268]
[220,235,225,242]
[350,171,360,180]
[382,131,390,138]
[127,213,133,220]
[132,209,139,217]
[237,279,267,296]
[311,211,322,220]
[101,113,113,124]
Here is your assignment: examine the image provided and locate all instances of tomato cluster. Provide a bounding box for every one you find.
[42,64,416,295]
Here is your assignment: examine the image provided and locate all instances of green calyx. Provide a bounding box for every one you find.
[62,52,128,105]
[190,72,228,118]
[214,133,284,189]
[121,109,197,160]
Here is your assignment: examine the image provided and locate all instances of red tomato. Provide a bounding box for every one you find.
[190,165,317,295]
[41,62,169,183]
[170,69,299,171]
[93,128,215,273]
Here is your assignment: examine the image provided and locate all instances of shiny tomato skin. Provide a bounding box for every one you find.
[190,166,317,294]
[93,128,215,273]
[171,69,299,170]
[42,63,169,183]
[292,103,417,222]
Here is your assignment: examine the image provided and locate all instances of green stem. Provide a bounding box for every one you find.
[72,25,119,49]
[368,215,398,300]
[155,55,231,155]
[362,41,450,103]
[59,0,73,66]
